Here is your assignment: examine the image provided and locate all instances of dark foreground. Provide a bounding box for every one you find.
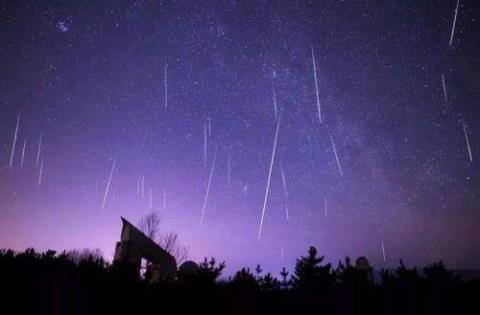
[1,247,479,315]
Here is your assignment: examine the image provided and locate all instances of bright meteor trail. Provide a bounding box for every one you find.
[101,159,116,211]
[258,115,281,240]
[8,112,20,168]
[311,45,322,124]
[200,150,217,226]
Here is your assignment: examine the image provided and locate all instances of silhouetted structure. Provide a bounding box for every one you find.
[114,216,177,281]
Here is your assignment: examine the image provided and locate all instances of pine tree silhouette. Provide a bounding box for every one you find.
[280,267,290,289]
[260,273,280,291]
[195,257,225,286]
[291,246,334,292]
[255,264,263,278]
[423,261,458,284]
[231,267,258,291]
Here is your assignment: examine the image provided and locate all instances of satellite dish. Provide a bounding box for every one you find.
[178,261,199,276]
[355,256,371,270]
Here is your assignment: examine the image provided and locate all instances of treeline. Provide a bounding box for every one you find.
[1,246,478,314]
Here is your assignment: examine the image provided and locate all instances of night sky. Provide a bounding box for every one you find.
[1,0,479,275]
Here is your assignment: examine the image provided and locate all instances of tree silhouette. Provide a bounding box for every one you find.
[138,212,162,277]
[138,212,189,264]
[336,256,352,271]
[138,212,161,240]
[423,261,461,314]
[336,256,373,287]
[231,267,258,291]
[66,248,104,265]
[395,259,421,285]
[260,273,281,291]
[280,267,290,289]
[194,257,225,286]
[336,256,375,314]
[1,247,478,314]
[423,261,458,284]
[291,246,334,292]
[336,256,354,285]
[255,264,262,279]
[159,232,189,264]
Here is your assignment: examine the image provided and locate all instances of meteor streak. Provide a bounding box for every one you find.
[441,74,448,106]
[258,116,281,240]
[164,63,168,108]
[9,112,21,167]
[203,123,208,166]
[381,240,386,262]
[38,158,44,185]
[101,159,116,210]
[280,165,289,220]
[462,119,473,162]
[200,150,217,226]
[324,197,328,218]
[328,130,343,176]
[280,165,287,193]
[311,45,322,123]
[273,90,278,120]
[449,0,460,47]
[227,154,231,184]
[20,138,26,168]
[163,189,166,209]
[36,134,42,168]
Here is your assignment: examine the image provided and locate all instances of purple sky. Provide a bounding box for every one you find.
[1,0,479,275]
